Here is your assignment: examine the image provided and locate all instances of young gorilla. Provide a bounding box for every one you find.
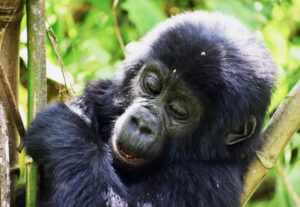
[25,11,276,207]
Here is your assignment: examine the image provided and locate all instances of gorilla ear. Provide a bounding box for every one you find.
[226,115,257,145]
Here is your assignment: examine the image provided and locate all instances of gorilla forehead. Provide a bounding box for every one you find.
[144,12,275,90]
[122,11,276,118]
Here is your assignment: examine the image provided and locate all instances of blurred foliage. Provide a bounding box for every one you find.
[18,0,300,206]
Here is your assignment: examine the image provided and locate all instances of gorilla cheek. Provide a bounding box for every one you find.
[111,105,164,166]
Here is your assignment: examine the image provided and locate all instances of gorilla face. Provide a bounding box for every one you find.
[108,11,275,170]
[111,60,203,167]
[110,59,258,169]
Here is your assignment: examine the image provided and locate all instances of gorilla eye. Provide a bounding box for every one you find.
[168,100,188,120]
[143,72,162,95]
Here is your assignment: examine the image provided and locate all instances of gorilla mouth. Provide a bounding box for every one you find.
[111,136,146,166]
[117,142,143,161]
[116,142,146,164]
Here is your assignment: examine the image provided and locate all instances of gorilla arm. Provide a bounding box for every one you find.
[25,102,128,207]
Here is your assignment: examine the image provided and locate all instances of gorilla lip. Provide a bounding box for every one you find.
[117,142,140,160]
[116,142,146,164]
[111,133,146,165]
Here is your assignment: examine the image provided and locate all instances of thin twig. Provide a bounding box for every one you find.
[112,0,127,57]
[276,162,300,207]
[45,19,74,96]
[0,64,26,151]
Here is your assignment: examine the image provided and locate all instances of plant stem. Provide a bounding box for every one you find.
[242,79,300,206]
[26,0,46,206]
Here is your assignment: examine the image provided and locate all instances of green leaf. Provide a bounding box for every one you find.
[121,0,167,35]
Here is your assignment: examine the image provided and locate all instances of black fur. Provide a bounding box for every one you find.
[24,11,276,207]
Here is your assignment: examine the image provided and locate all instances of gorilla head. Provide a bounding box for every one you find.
[108,11,276,170]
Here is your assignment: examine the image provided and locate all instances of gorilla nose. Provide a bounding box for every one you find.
[129,110,158,138]
[130,116,152,135]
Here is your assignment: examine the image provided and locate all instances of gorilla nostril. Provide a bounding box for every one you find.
[140,126,152,135]
[131,116,139,128]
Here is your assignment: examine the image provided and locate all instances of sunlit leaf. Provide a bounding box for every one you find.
[121,0,167,35]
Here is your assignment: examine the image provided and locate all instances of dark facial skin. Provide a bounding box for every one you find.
[110,60,203,168]
[110,60,259,170]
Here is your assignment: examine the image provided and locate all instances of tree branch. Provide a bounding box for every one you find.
[0,101,11,207]
[0,64,26,150]
[242,79,300,206]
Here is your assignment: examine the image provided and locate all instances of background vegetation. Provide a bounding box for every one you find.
[17,0,300,206]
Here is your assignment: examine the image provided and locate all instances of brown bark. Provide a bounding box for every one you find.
[0,102,10,207]
[0,1,25,206]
